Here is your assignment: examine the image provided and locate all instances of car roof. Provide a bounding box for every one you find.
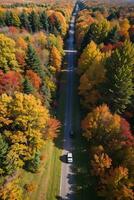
[67,152,72,157]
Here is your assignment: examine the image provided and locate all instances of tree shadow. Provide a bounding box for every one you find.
[60,154,67,163]
[56,196,63,200]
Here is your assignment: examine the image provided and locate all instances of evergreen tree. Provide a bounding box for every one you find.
[0,136,8,174]
[105,26,120,44]
[29,11,40,32]
[101,40,134,114]
[23,77,34,94]
[107,11,119,21]
[0,136,8,162]
[19,12,31,31]
[5,11,13,26]
[25,44,45,79]
[0,13,5,27]
[41,83,51,107]
[81,19,110,50]
[25,44,41,71]
[25,151,40,173]
[55,18,62,35]
[40,11,49,32]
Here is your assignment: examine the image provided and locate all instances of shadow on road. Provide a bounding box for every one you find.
[54,130,75,151]
[56,191,75,200]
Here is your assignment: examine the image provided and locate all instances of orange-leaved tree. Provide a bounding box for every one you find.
[50,46,62,71]
[82,104,121,145]
[98,166,134,200]
[26,70,42,90]
[0,70,22,95]
[45,118,61,140]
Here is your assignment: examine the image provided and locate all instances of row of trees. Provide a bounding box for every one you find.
[77,4,134,200]
[82,105,134,199]
[78,40,134,114]
[0,9,68,36]
[77,3,134,116]
[0,2,73,199]
[76,1,134,50]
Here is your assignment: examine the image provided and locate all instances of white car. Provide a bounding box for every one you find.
[67,152,73,163]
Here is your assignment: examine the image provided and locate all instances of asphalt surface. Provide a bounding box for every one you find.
[59,4,79,200]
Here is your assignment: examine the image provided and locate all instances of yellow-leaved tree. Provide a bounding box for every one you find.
[82,104,121,144]
[0,92,50,174]
[78,41,103,75]
[50,46,62,71]
[119,18,130,38]
[55,11,67,36]
[0,34,19,72]
[78,62,105,109]
[0,178,23,200]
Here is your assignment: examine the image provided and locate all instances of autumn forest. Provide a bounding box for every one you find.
[0,0,134,200]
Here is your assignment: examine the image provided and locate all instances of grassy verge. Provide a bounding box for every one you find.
[20,141,54,200]
[46,69,67,200]
[20,65,68,200]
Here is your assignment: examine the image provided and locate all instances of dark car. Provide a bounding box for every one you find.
[69,130,74,138]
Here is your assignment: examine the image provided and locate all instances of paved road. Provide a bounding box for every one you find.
[59,4,79,200]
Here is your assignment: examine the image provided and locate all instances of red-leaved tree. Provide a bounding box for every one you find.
[0,70,22,95]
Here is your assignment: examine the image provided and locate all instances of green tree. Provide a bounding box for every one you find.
[5,11,20,27]
[106,26,120,44]
[101,40,134,113]
[19,12,31,31]
[25,44,42,75]
[23,77,34,94]
[0,12,5,27]
[29,11,40,32]
[0,136,8,174]
[81,19,110,50]
[5,11,12,26]
[40,11,49,32]
[25,151,40,173]
[25,44,51,105]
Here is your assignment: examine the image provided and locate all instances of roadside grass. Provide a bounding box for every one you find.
[72,71,99,200]
[46,69,67,200]
[20,141,54,200]
[20,65,68,200]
